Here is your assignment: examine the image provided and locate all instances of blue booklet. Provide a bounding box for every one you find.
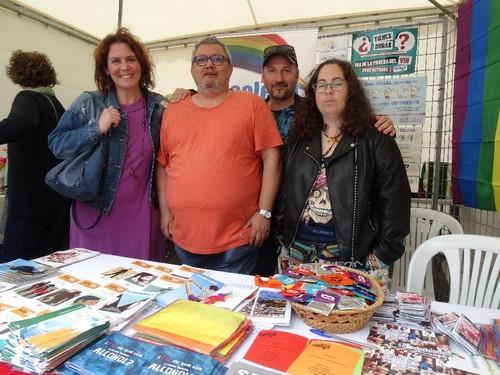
[61,332,226,375]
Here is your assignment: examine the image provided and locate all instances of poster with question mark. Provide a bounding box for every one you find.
[351,27,418,77]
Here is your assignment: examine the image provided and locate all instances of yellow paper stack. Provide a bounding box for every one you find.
[133,299,252,362]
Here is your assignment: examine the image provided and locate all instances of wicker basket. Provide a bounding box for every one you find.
[292,267,384,333]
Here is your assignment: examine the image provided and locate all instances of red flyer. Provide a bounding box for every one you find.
[243,330,309,372]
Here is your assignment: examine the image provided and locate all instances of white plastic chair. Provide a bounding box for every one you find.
[407,234,500,309]
[390,208,463,298]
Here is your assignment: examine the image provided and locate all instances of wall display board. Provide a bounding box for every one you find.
[317,33,350,63]
[363,77,427,191]
[352,27,418,77]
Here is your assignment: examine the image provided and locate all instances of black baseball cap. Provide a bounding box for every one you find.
[262,45,298,67]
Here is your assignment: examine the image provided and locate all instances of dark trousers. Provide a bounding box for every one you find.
[254,237,280,276]
[1,213,69,262]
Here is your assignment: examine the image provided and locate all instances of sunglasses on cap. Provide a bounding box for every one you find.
[263,45,298,66]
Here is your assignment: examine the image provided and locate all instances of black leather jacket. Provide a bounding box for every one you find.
[281,127,410,265]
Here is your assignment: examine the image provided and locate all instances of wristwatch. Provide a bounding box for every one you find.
[258,209,272,219]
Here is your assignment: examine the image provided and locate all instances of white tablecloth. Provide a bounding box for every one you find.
[62,253,500,371]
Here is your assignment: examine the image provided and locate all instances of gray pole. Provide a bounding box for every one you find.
[427,0,456,20]
[431,17,451,210]
[118,0,123,28]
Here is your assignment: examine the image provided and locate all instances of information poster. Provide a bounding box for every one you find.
[351,27,418,77]
[317,33,349,62]
[363,77,427,192]
[395,125,423,191]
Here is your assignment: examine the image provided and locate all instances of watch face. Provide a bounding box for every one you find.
[260,209,271,219]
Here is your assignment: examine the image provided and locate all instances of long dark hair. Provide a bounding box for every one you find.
[289,58,375,146]
[94,27,155,94]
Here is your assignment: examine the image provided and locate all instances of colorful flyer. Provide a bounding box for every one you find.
[351,27,418,76]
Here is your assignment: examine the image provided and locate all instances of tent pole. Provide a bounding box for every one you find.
[118,0,123,28]
[427,0,456,20]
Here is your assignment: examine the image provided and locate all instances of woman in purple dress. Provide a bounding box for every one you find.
[48,28,165,261]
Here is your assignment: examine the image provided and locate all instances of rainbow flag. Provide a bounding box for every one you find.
[222,34,308,90]
[452,0,500,211]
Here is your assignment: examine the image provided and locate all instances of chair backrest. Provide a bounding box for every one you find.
[390,208,464,294]
[407,234,500,309]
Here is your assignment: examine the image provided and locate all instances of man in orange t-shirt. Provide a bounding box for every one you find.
[156,37,283,274]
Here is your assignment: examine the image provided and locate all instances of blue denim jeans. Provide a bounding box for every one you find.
[174,243,258,275]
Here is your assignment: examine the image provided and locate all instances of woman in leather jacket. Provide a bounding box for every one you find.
[48,28,165,261]
[280,58,410,279]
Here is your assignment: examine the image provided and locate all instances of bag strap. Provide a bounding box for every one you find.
[71,202,102,230]
[42,94,59,122]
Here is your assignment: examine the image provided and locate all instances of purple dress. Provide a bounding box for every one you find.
[69,99,164,261]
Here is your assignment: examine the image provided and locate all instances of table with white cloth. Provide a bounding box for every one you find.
[62,253,500,372]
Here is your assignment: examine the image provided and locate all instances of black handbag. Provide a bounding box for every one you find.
[44,92,109,227]
[45,140,108,203]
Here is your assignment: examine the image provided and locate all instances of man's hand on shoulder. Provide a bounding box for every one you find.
[165,88,194,107]
[374,115,396,137]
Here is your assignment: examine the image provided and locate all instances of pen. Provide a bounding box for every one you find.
[309,329,378,350]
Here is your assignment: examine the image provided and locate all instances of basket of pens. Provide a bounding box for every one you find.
[283,264,384,333]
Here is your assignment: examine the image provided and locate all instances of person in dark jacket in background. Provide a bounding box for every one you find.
[0,50,70,262]
[280,58,410,285]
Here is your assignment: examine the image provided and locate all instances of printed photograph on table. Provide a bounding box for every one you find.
[367,322,450,359]
[124,272,157,287]
[101,267,135,280]
[71,294,103,307]
[34,248,100,268]
[362,347,449,375]
[38,288,82,306]
[249,287,291,326]
[14,281,58,299]
[99,290,153,314]
[0,258,58,284]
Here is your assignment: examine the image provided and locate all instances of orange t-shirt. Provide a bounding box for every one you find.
[157,91,283,254]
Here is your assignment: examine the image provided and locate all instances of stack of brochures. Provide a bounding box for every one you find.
[133,299,252,362]
[0,258,58,285]
[372,293,398,322]
[0,304,109,373]
[433,312,482,355]
[60,332,226,375]
[396,292,431,326]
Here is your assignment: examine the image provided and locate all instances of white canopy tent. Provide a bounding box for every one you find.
[3,0,460,45]
[3,2,499,238]
[0,0,461,108]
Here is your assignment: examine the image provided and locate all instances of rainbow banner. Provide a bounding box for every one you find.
[452,0,500,211]
[221,31,318,99]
